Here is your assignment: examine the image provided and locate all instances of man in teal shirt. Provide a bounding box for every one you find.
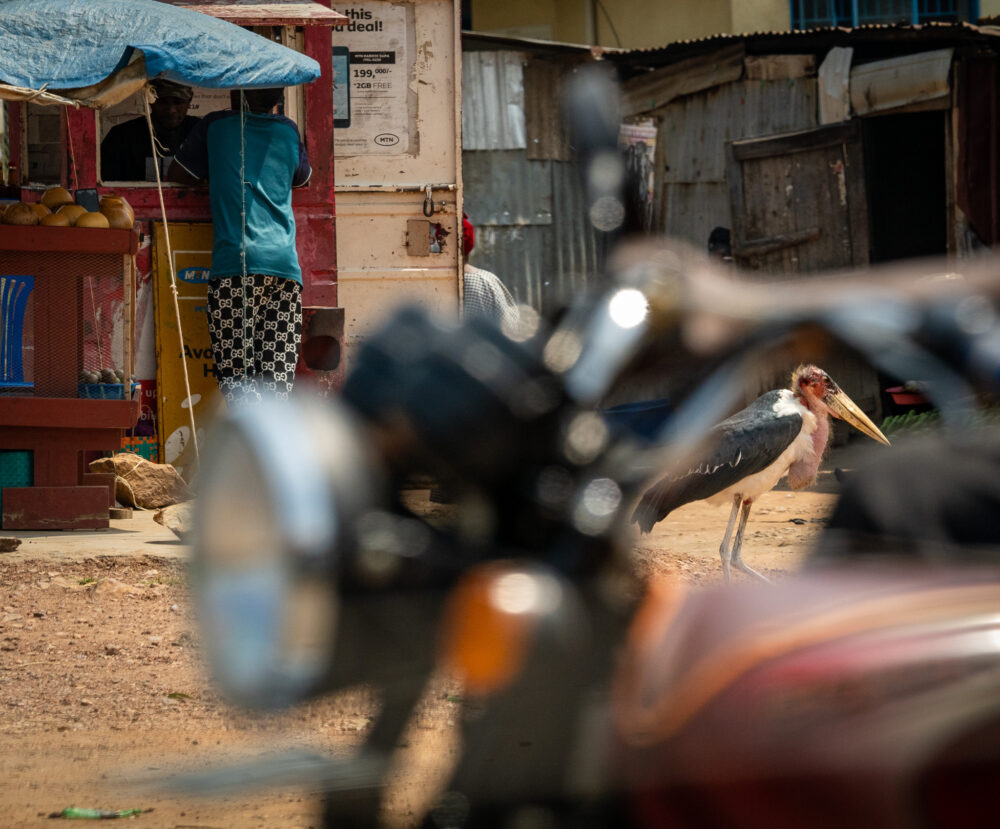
[169,87,311,407]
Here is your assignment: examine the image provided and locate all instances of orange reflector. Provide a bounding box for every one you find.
[439,563,540,696]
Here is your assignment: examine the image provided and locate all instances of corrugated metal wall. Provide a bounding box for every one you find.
[461,48,818,312]
[462,51,526,150]
[656,77,818,246]
[462,50,602,317]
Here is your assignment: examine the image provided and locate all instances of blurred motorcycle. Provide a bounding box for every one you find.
[188,69,1000,828]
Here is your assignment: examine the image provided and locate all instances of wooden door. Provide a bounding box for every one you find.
[726,121,881,433]
[727,120,869,274]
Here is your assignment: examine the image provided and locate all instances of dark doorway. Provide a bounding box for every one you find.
[862,111,947,263]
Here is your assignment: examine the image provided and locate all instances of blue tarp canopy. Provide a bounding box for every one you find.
[0,0,321,108]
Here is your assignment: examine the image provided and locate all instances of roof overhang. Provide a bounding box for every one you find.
[462,30,624,58]
[605,21,1000,79]
[165,0,348,27]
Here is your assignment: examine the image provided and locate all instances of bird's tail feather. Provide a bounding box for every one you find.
[630,495,661,534]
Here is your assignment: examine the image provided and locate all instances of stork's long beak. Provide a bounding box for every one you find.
[824,387,891,445]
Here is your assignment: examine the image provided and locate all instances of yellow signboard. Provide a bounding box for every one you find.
[153,222,225,481]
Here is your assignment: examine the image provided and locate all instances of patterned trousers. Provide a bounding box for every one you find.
[206,274,302,408]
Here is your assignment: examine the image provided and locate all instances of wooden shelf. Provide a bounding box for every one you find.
[0,225,138,254]
[0,396,139,429]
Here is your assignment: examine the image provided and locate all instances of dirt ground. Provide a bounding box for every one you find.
[0,477,840,828]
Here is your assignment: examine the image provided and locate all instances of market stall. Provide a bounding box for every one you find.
[0,0,347,528]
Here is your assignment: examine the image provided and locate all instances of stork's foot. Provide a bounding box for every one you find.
[733,560,771,583]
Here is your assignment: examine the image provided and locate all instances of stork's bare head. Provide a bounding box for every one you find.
[792,364,890,446]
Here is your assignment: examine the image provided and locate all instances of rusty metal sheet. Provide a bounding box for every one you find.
[819,46,854,124]
[169,1,348,25]
[471,224,596,318]
[850,48,953,115]
[551,159,604,297]
[462,151,552,225]
[622,44,745,118]
[463,160,601,317]
[468,225,549,311]
[462,51,527,150]
[660,181,732,250]
[607,21,991,76]
[524,57,572,161]
[659,78,817,184]
[745,54,815,80]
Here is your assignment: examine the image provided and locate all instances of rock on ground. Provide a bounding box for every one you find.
[88,453,194,510]
[153,502,193,541]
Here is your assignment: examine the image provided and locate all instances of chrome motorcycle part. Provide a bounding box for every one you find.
[192,397,380,709]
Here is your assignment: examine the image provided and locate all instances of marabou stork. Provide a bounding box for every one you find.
[631,365,890,582]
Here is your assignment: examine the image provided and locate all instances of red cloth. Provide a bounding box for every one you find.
[462,213,475,255]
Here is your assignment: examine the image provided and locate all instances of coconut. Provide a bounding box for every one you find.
[41,186,74,210]
[57,204,88,226]
[99,194,135,227]
[40,211,71,227]
[76,211,110,229]
[99,202,134,229]
[3,202,40,226]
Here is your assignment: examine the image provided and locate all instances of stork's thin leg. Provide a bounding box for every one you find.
[731,499,771,583]
[718,494,742,584]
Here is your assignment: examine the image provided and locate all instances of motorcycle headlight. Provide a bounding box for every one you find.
[192,397,379,709]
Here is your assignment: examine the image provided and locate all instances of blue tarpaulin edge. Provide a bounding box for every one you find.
[0,0,320,90]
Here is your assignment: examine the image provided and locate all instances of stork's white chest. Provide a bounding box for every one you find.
[706,392,822,505]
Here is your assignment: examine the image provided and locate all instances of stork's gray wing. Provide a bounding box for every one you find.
[631,390,804,532]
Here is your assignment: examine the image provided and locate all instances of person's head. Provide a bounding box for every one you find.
[232,88,285,114]
[462,213,475,256]
[707,226,732,261]
[149,79,193,131]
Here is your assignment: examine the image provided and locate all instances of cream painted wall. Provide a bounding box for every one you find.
[470,0,555,38]
[472,0,736,48]
[981,0,1000,18]
[731,0,789,33]
[593,0,730,47]
[470,0,587,43]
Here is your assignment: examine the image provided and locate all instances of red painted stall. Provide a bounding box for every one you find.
[0,1,348,528]
[0,227,139,529]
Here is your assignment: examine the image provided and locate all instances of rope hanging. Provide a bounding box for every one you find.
[143,87,201,466]
[64,105,80,191]
[238,90,254,393]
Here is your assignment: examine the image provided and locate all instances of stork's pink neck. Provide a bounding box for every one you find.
[810,412,831,459]
[796,389,832,460]
[786,391,832,489]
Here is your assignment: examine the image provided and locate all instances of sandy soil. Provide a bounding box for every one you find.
[0,484,838,828]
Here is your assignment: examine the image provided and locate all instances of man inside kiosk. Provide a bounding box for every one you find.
[100,79,199,182]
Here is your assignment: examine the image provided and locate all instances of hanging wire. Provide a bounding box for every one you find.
[143,86,201,466]
[239,90,253,400]
[595,0,623,47]
[63,105,80,191]
[86,277,105,372]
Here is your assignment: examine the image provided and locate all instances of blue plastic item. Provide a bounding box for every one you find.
[78,382,141,401]
[0,274,33,389]
[600,397,674,441]
[0,0,320,97]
